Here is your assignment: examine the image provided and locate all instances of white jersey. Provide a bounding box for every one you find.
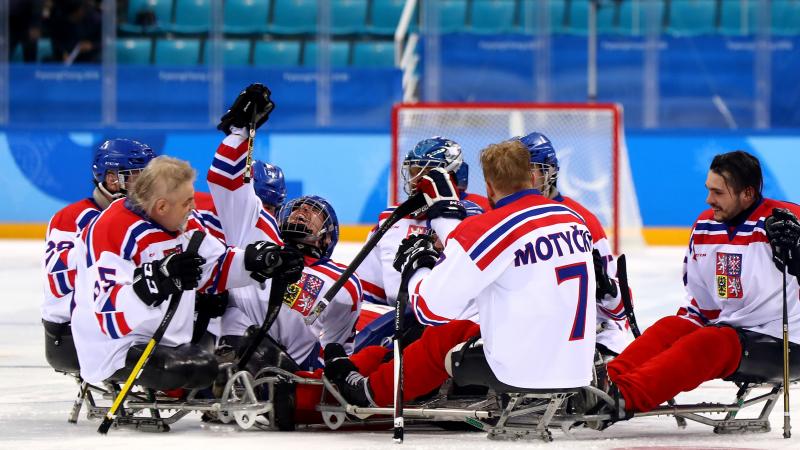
[43,197,102,323]
[70,199,258,384]
[678,198,800,343]
[409,190,596,389]
[357,208,469,306]
[207,131,361,363]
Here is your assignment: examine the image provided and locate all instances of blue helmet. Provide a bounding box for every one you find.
[455,161,469,192]
[277,195,339,259]
[402,136,463,195]
[92,139,156,198]
[516,132,559,195]
[252,160,286,208]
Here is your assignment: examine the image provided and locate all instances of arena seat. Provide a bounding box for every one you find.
[521,0,567,33]
[667,0,717,36]
[772,0,800,35]
[719,0,758,35]
[253,40,302,66]
[117,38,153,64]
[121,0,173,33]
[303,41,350,66]
[352,41,395,67]
[154,38,201,65]
[618,0,664,35]
[270,0,318,34]
[203,39,251,65]
[435,0,468,33]
[332,0,368,35]
[368,0,407,35]
[170,0,211,34]
[470,0,516,34]
[224,0,270,35]
[38,39,53,62]
[568,0,619,34]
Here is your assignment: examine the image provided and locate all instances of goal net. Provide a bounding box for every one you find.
[391,103,644,254]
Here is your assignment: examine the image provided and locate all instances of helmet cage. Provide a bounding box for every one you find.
[278,196,339,259]
[531,162,558,196]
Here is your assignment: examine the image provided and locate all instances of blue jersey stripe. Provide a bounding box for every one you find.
[105,315,119,339]
[320,261,362,298]
[211,156,246,177]
[122,222,155,261]
[77,209,100,229]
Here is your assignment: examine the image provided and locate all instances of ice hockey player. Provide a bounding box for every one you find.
[208,84,360,371]
[516,132,632,358]
[454,161,490,212]
[324,139,597,407]
[605,150,800,419]
[70,155,304,389]
[357,137,482,306]
[43,138,155,373]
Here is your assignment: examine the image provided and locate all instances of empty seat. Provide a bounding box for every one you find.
[470,0,516,33]
[204,39,250,65]
[433,0,467,33]
[122,0,173,32]
[224,0,270,35]
[170,0,211,34]
[154,38,201,65]
[117,38,152,64]
[352,41,395,67]
[253,40,302,66]
[38,39,53,62]
[369,0,407,35]
[332,0,368,34]
[772,0,800,35]
[667,0,717,35]
[568,0,618,34]
[618,0,664,35]
[521,0,567,33]
[303,41,350,66]
[270,0,317,34]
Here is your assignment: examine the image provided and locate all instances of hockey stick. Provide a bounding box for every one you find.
[242,106,257,184]
[323,193,426,303]
[782,258,791,438]
[392,267,414,443]
[98,231,206,434]
[236,275,291,371]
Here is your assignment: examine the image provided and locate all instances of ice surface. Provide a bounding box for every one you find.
[1,240,797,449]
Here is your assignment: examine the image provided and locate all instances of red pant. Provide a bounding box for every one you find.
[607,315,742,412]
[293,320,480,421]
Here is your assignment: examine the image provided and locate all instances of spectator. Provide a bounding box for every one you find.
[9,0,45,62]
[48,0,101,63]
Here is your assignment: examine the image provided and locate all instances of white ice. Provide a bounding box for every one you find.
[1,240,798,449]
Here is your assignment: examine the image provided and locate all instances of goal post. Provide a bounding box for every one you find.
[391,102,644,254]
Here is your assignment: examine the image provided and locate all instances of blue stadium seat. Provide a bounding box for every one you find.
[719,0,753,35]
[369,0,406,35]
[618,0,664,35]
[270,0,317,34]
[434,0,467,33]
[772,0,800,35]
[332,0,368,34]
[568,0,618,34]
[253,40,302,66]
[470,0,516,34]
[667,0,717,35]
[521,0,567,33]
[38,39,53,62]
[303,41,350,66]
[154,38,201,65]
[352,41,395,67]
[224,0,270,35]
[170,0,211,34]
[204,39,251,65]
[121,0,173,32]
[117,38,152,64]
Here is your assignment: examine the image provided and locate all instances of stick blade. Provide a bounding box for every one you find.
[97,417,113,434]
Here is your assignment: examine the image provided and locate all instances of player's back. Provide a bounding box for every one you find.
[451,191,597,388]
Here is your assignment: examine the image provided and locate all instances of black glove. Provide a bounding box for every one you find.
[133,251,206,307]
[244,241,305,284]
[416,168,466,220]
[217,83,275,135]
[592,249,618,300]
[765,208,800,277]
[393,234,440,275]
[195,291,229,319]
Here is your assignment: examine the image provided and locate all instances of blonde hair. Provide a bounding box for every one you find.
[129,156,196,213]
[479,140,533,194]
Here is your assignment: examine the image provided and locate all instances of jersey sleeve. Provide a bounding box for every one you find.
[676,232,720,327]
[593,237,627,321]
[356,239,387,304]
[44,228,79,302]
[195,230,258,294]
[206,128,281,247]
[318,274,362,354]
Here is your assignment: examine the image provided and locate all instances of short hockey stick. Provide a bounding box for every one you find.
[242,106,257,184]
[323,193,426,302]
[98,231,206,434]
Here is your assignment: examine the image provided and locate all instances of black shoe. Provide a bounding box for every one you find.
[584,381,632,431]
[323,344,376,407]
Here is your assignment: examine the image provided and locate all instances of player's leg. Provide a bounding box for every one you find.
[610,324,741,412]
[607,315,699,379]
[111,343,219,391]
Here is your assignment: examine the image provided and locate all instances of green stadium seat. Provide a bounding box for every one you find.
[154,38,201,65]
[352,41,395,67]
[224,0,270,35]
[369,0,407,35]
[270,0,317,34]
[332,0,368,34]
[204,39,251,65]
[303,41,350,66]
[117,38,152,64]
[667,0,717,36]
[170,0,211,34]
[253,40,302,66]
[470,0,516,34]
